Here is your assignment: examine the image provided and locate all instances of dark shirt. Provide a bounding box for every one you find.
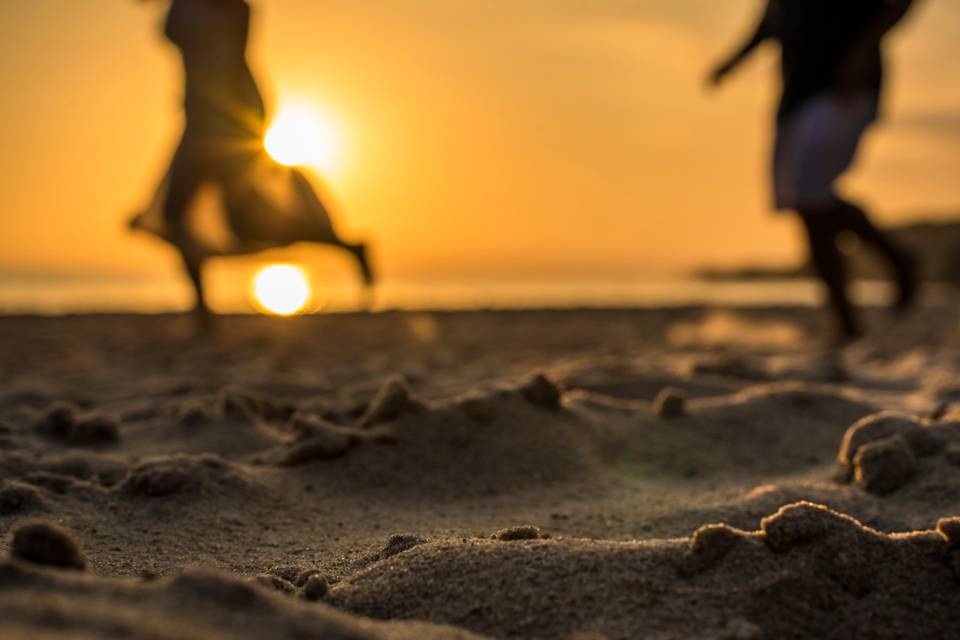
[771,0,887,121]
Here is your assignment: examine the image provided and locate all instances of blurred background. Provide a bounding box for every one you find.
[0,0,957,313]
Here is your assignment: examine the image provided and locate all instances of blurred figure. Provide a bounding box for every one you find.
[709,0,921,342]
[132,0,373,325]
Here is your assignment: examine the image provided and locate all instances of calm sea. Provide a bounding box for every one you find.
[0,271,902,315]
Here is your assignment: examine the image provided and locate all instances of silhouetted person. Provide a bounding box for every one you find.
[132,0,373,325]
[709,0,921,342]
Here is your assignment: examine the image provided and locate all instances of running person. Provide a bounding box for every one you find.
[709,0,921,341]
[132,0,373,324]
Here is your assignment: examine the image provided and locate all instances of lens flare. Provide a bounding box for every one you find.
[264,105,338,172]
[251,264,312,316]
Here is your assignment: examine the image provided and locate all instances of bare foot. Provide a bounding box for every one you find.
[351,243,376,288]
[191,305,216,337]
[892,251,919,315]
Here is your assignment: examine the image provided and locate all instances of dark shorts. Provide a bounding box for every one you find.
[772,93,877,211]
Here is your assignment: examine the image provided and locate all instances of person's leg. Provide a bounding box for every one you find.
[349,242,375,288]
[798,209,862,341]
[164,142,210,317]
[289,169,376,287]
[831,198,918,312]
[176,246,208,312]
[789,94,918,338]
[805,97,918,312]
[775,100,861,340]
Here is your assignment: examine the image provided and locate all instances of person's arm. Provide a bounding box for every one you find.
[707,1,777,88]
[836,0,922,95]
[162,0,184,44]
[857,0,920,46]
[237,2,267,126]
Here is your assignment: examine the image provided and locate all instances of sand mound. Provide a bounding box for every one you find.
[491,525,548,541]
[0,560,487,640]
[653,387,688,418]
[8,520,87,571]
[834,411,960,507]
[518,374,564,410]
[219,389,299,425]
[128,393,291,460]
[368,534,430,562]
[4,310,960,637]
[357,376,426,428]
[254,414,391,466]
[107,384,402,466]
[571,382,877,482]
[329,502,960,639]
[0,452,128,487]
[118,454,261,499]
[321,375,610,498]
[0,482,47,516]
[0,452,127,506]
[33,404,120,448]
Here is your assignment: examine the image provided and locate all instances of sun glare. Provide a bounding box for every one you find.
[264,105,339,172]
[251,264,312,316]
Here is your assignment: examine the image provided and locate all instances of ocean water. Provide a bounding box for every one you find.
[0,271,902,315]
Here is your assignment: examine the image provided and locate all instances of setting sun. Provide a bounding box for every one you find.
[251,264,312,316]
[264,105,339,172]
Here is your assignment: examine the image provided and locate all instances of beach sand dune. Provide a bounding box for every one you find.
[1,308,959,638]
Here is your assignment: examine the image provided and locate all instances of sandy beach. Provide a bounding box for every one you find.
[1,306,960,639]
[3,0,957,636]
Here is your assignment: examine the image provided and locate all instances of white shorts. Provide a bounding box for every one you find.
[772,94,876,211]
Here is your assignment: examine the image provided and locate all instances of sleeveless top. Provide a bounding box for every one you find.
[165,0,265,140]
[770,0,886,121]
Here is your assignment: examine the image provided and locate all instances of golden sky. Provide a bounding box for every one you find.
[0,0,957,285]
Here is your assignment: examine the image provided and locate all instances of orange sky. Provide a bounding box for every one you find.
[0,0,957,287]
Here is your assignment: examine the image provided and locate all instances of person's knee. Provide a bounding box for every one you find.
[796,191,842,217]
[797,209,836,235]
[796,212,844,259]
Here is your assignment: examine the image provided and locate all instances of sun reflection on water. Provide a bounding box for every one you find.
[250,264,312,316]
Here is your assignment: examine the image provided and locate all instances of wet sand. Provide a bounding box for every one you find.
[1,307,959,639]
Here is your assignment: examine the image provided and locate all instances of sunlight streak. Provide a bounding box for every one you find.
[264,104,340,173]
